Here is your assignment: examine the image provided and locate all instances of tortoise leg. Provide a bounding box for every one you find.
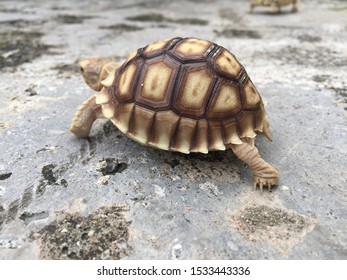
[69,94,104,138]
[248,3,254,13]
[230,142,279,192]
[292,0,299,13]
[270,3,280,13]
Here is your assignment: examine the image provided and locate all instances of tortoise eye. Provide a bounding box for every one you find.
[80,67,84,73]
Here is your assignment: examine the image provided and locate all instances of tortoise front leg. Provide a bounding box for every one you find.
[69,95,104,138]
[230,142,279,191]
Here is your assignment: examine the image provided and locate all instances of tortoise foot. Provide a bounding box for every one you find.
[253,176,278,192]
[291,7,298,13]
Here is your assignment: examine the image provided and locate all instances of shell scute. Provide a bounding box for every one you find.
[173,65,216,118]
[213,49,242,79]
[148,110,180,150]
[128,105,155,144]
[222,118,243,145]
[116,62,138,102]
[208,120,226,151]
[170,117,197,154]
[254,103,267,132]
[207,81,241,119]
[124,50,138,64]
[143,38,172,58]
[96,87,110,105]
[242,79,261,109]
[237,111,257,139]
[111,101,134,134]
[135,56,179,110]
[171,38,212,62]
[190,119,209,154]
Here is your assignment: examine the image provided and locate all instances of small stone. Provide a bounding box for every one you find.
[97,175,110,185]
[154,185,165,197]
[227,241,239,251]
[171,243,183,259]
[170,175,181,181]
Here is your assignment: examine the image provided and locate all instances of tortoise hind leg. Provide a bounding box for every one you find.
[248,3,254,13]
[292,0,300,13]
[69,95,104,138]
[230,142,279,191]
[270,3,280,13]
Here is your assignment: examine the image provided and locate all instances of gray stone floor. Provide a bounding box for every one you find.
[0,0,346,259]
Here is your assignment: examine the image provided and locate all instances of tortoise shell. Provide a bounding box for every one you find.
[249,0,299,12]
[96,37,269,154]
[250,0,295,6]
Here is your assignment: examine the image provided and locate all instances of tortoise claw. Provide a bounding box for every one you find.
[253,176,278,192]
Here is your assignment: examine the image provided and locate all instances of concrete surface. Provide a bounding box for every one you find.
[0,0,346,259]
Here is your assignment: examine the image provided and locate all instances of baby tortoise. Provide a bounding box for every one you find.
[70,37,279,191]
[249,0,300,13]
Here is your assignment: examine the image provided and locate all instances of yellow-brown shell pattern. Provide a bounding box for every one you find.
[96,37,269,154]
[250,0,294,6]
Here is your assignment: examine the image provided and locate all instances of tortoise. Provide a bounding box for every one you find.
[70,37,279,191]
[248,0,300,13]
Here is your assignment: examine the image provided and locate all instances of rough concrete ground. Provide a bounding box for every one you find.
[0,0,346,259]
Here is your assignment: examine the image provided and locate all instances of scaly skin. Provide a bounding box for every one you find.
[69,95,104,138]
[70,58,118,138]
[231,142,279,192]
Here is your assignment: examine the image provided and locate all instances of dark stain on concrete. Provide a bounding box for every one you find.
[103,120,119,137]
[297,34,322,43]
[34,164,69,196]
[99,23,144,32]
[19,211,49,226]
[25,84,38,96]
[0,31,52,69]
[214,28,262,39]
[97,158,128,175]
[42,164,57,185]
[0,205,5,229]
[54,14,94,24]
[5,198,20,223]
[20,187,34,209]
[36,206,132,260]
[228,205,316,248]
[51,63,79,78]
[126,13,208,25]
[256,46,347,67]
[164,158,180,168]
[0,172,12,180]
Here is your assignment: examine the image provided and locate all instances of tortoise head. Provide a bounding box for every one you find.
[79,57,119,91]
